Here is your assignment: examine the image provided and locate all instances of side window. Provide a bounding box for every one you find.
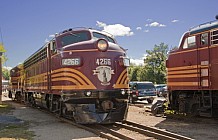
[187,36,196,47]
[51,41,57,54]
[201,33,208,45]
[133,84,137,90]
[211,29,218,45]
[183,38,188,49]
[182,36,196,49]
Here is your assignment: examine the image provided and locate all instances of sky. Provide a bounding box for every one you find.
[0,0,218,67]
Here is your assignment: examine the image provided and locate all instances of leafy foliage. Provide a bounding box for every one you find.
[0,43,8,64]
[128,65,140,81]
[0,43,6,53]
[2,67,10,80]
[128,43,169,84]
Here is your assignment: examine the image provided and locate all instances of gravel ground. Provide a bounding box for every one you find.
[127,103,218,140]
[2,95,218,140]
[1,95,104,140]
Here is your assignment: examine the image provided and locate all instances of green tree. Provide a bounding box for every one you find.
[137,66,147,81]
[0,43,8,80]
[2,67,10,80]
[144,43,168,84]
[0,43,7,64]
[128,65,140,81]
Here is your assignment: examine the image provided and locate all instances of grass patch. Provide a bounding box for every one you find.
[0,103,14,114]
[0,122,35,140]
[0,103,35,139]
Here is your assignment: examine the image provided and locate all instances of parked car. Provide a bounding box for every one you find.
[129,81,156,103]
[155,84,168,97]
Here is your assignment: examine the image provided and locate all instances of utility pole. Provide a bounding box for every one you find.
[0,27,4,104]
[0,55,2,104]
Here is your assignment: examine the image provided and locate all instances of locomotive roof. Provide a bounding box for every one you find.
[190,20,218,35]
[58,27,114,38]
[23,28,115,65]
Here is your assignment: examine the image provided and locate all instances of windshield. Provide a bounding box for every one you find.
[137,83,155,90]
[61,31,90,46]
[93,32,115,43]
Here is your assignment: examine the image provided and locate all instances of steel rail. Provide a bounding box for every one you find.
[87,124,135,140]
[122,120,194,140]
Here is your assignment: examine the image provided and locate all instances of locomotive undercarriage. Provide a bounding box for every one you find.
[11,90,129,124]
[58,90,129,124]
[169,90,218,117]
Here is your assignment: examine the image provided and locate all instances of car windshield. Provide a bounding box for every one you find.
[61,31,90,46]
[137,83,155,90]
[93,32,115,43]
[155,85,166,90]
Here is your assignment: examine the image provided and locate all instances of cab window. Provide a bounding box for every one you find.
[61,31,90,47]
[93,32,115,43]
[183,36,196,49]
[201,33,208,45]
[51,41,57,54]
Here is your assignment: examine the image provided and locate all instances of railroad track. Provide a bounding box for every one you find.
[84,121,194,140]
[10,101,194,140]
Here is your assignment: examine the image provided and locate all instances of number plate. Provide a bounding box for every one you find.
[62,58,81,66]
[96,58,111,66]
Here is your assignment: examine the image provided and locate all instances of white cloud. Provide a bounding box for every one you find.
[171,19,179,23]
[3,66,12,70]
[96,21,107,28]
[146,18,153,22]
[96,21,134,36]
[130,58,144,66]
[149,22,166,27]
[144,29,149,33]
[136,27,142,30]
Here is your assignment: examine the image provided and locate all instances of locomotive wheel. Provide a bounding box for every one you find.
[190,104,199,116]
[46,98,50,109]
[59,100,64,117]
[28,95,36,107]
[49,96,60,113]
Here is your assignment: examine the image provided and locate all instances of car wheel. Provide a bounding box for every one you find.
[147,99,153,104]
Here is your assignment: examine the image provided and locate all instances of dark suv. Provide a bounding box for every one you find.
[129,81,156,103]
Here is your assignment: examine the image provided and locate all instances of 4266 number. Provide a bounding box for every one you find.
[96,58,111,66]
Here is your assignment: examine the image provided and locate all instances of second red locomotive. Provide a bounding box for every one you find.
[167,16,218,117]
[9,28,130,123]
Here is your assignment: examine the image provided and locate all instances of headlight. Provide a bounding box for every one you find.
[84,91,92,97]
[121,89,126,95]
[97,39,108,52]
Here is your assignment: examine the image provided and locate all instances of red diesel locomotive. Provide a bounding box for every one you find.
[167,16,218,117]
[9,28,130,123]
